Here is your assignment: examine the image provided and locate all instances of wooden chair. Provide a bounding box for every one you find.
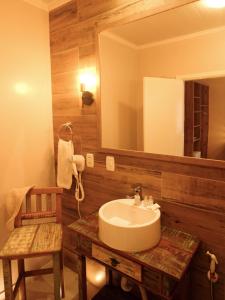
[0,187,64,300]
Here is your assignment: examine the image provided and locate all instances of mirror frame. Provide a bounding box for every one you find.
[96,0,225,170]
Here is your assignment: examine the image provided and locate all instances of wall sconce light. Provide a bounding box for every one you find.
[79,70,96,106]
[80,86,94,106]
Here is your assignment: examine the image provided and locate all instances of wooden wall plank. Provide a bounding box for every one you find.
[76,162,162,216]
[53,115,98,154]
[52,72,78,95]
[79,43,95,58]
[77,0,195,27]
[158,199,225,300]
[190,267,225,300]
[50,25,79,54]
[77,0,134,21]
[162,173,225,214]
[51,48,79,75]
[160,201,225,254]
[50,1,78,33]
[97,152,225,181]
[52,93,81,117]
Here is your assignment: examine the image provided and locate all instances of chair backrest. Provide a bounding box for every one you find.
[14,187,63,227]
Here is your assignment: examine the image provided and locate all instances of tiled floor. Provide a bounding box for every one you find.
[0,262,100,300]
[26,266,99,300]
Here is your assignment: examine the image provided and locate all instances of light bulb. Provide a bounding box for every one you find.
[202,0,225,8]
[79,69,97,92]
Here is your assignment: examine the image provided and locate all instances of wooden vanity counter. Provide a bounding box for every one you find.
[68,213,200,300]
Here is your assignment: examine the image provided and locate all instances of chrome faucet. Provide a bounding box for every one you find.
[126,185,143,200]
[134,185,142,200]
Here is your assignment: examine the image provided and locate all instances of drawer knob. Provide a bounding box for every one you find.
[110,257,119,267]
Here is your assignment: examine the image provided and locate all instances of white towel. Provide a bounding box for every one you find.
[6,185,34,231]
[57,138,74,189]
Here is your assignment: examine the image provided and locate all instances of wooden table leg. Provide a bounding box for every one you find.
[2,259,14,300]
[18,259,26,300]
[77,255,87,300]
[53,252,61,300]
[60,251,65,298]
[106,268,113,286]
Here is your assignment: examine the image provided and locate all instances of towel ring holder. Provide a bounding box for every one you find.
[58,122,73,141]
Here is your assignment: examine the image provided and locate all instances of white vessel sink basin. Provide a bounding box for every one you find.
[98,199,161,252]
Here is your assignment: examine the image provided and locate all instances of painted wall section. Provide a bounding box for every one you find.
[0,0,55,246]
[99,33,140,150]
[143,77,184,155]
[139,28,225,77]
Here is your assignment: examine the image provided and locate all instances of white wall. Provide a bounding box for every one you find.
[0,1,55,246]
[99,33,140,150]
[143,77,184,156]
[139,28,225,78]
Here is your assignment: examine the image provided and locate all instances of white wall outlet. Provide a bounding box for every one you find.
[86,153,94,168]
[106,156,115,171]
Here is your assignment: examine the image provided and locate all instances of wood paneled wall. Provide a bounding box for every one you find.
[49,1,225,299]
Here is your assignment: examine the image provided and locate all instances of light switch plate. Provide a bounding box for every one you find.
[86,153,94,168]
[106,156,115,171]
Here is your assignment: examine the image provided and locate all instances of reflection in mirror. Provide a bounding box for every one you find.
[99,0,225,160]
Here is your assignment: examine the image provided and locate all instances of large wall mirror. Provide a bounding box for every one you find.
[98,0,225,161]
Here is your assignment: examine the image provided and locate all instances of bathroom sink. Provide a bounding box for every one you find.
[98,199,161,252]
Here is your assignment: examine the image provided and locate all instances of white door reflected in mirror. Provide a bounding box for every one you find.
[143,77,184,156]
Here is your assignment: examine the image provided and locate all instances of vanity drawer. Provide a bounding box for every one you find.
[92,244,142,282]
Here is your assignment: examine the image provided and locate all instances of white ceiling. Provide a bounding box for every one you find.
[107,1,225,47]
[23,0,71,11]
